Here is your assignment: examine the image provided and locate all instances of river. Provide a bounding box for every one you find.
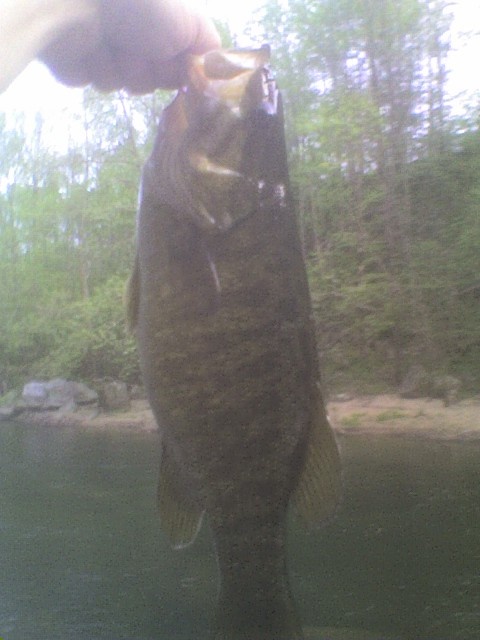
[0,422,478,639]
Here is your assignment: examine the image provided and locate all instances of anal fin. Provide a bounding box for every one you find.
[293,403,342,527]
[158,444,204,549]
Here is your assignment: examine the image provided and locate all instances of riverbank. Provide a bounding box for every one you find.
[11,399,158,432]
[10,394,480,441]
[330,393,480,441]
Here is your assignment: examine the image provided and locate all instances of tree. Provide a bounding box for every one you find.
[252,0,480,390]
[1,2,479,393]
[0,87,170,387]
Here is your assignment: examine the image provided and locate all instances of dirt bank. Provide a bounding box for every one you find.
[12,394,480,441]
[330,393,480,442]
[15,399,158,432]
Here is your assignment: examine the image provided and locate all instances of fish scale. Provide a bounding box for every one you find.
[128,46,342,640]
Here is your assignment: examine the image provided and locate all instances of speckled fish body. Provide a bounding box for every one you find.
[128,47,342,640]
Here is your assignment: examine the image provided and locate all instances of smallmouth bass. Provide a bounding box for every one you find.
[128,45,342,640]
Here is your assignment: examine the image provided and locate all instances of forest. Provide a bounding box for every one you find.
[1,0,479,395]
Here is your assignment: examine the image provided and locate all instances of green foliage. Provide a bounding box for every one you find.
[0,389,21,407]
[341,413,366,427]
[0,89,153,387]
[376,410,407,422]
[33,277,140,384]
[253,0,479,392]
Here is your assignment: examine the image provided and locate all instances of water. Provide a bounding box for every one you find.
[0,422,478,640]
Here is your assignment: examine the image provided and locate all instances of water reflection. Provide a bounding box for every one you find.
[291,436,480,639]
[0,423,478,639]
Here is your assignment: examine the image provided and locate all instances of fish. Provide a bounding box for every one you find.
[127,45,342,640]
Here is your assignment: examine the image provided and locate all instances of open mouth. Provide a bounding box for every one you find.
[188,45,278,117]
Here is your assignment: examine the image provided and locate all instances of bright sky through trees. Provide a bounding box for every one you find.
[0,0,478,144]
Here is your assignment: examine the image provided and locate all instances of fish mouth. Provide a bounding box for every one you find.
[188,45,278,118]
[183,46,280,232]
[156,46,282,233]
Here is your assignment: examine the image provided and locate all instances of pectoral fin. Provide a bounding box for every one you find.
[293,407,342,527]
[157,444,204,549]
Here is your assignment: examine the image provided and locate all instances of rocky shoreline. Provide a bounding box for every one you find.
[0,378,155,431]
[9,399,158,432]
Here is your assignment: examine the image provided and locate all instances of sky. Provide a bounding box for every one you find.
[0,0,479,141]
[0,0,264,149]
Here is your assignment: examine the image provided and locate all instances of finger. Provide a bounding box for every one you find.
[89,49,187,93]
[40,0,221,92]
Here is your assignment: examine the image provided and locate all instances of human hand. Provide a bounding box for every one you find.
[39,0,221,92]
[1,0,221,94]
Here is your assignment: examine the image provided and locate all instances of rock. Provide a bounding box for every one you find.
[399,367,462,405]
[432,375,461,406]
[399,365,431,398]
[98,380,130,411]
[331,393,354,403]
[22,381,49,408]
[22,379,98,411]
[0,403,25,420]
[70,381,99,406]
[129,384,147,400]
[44,378,77,409]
